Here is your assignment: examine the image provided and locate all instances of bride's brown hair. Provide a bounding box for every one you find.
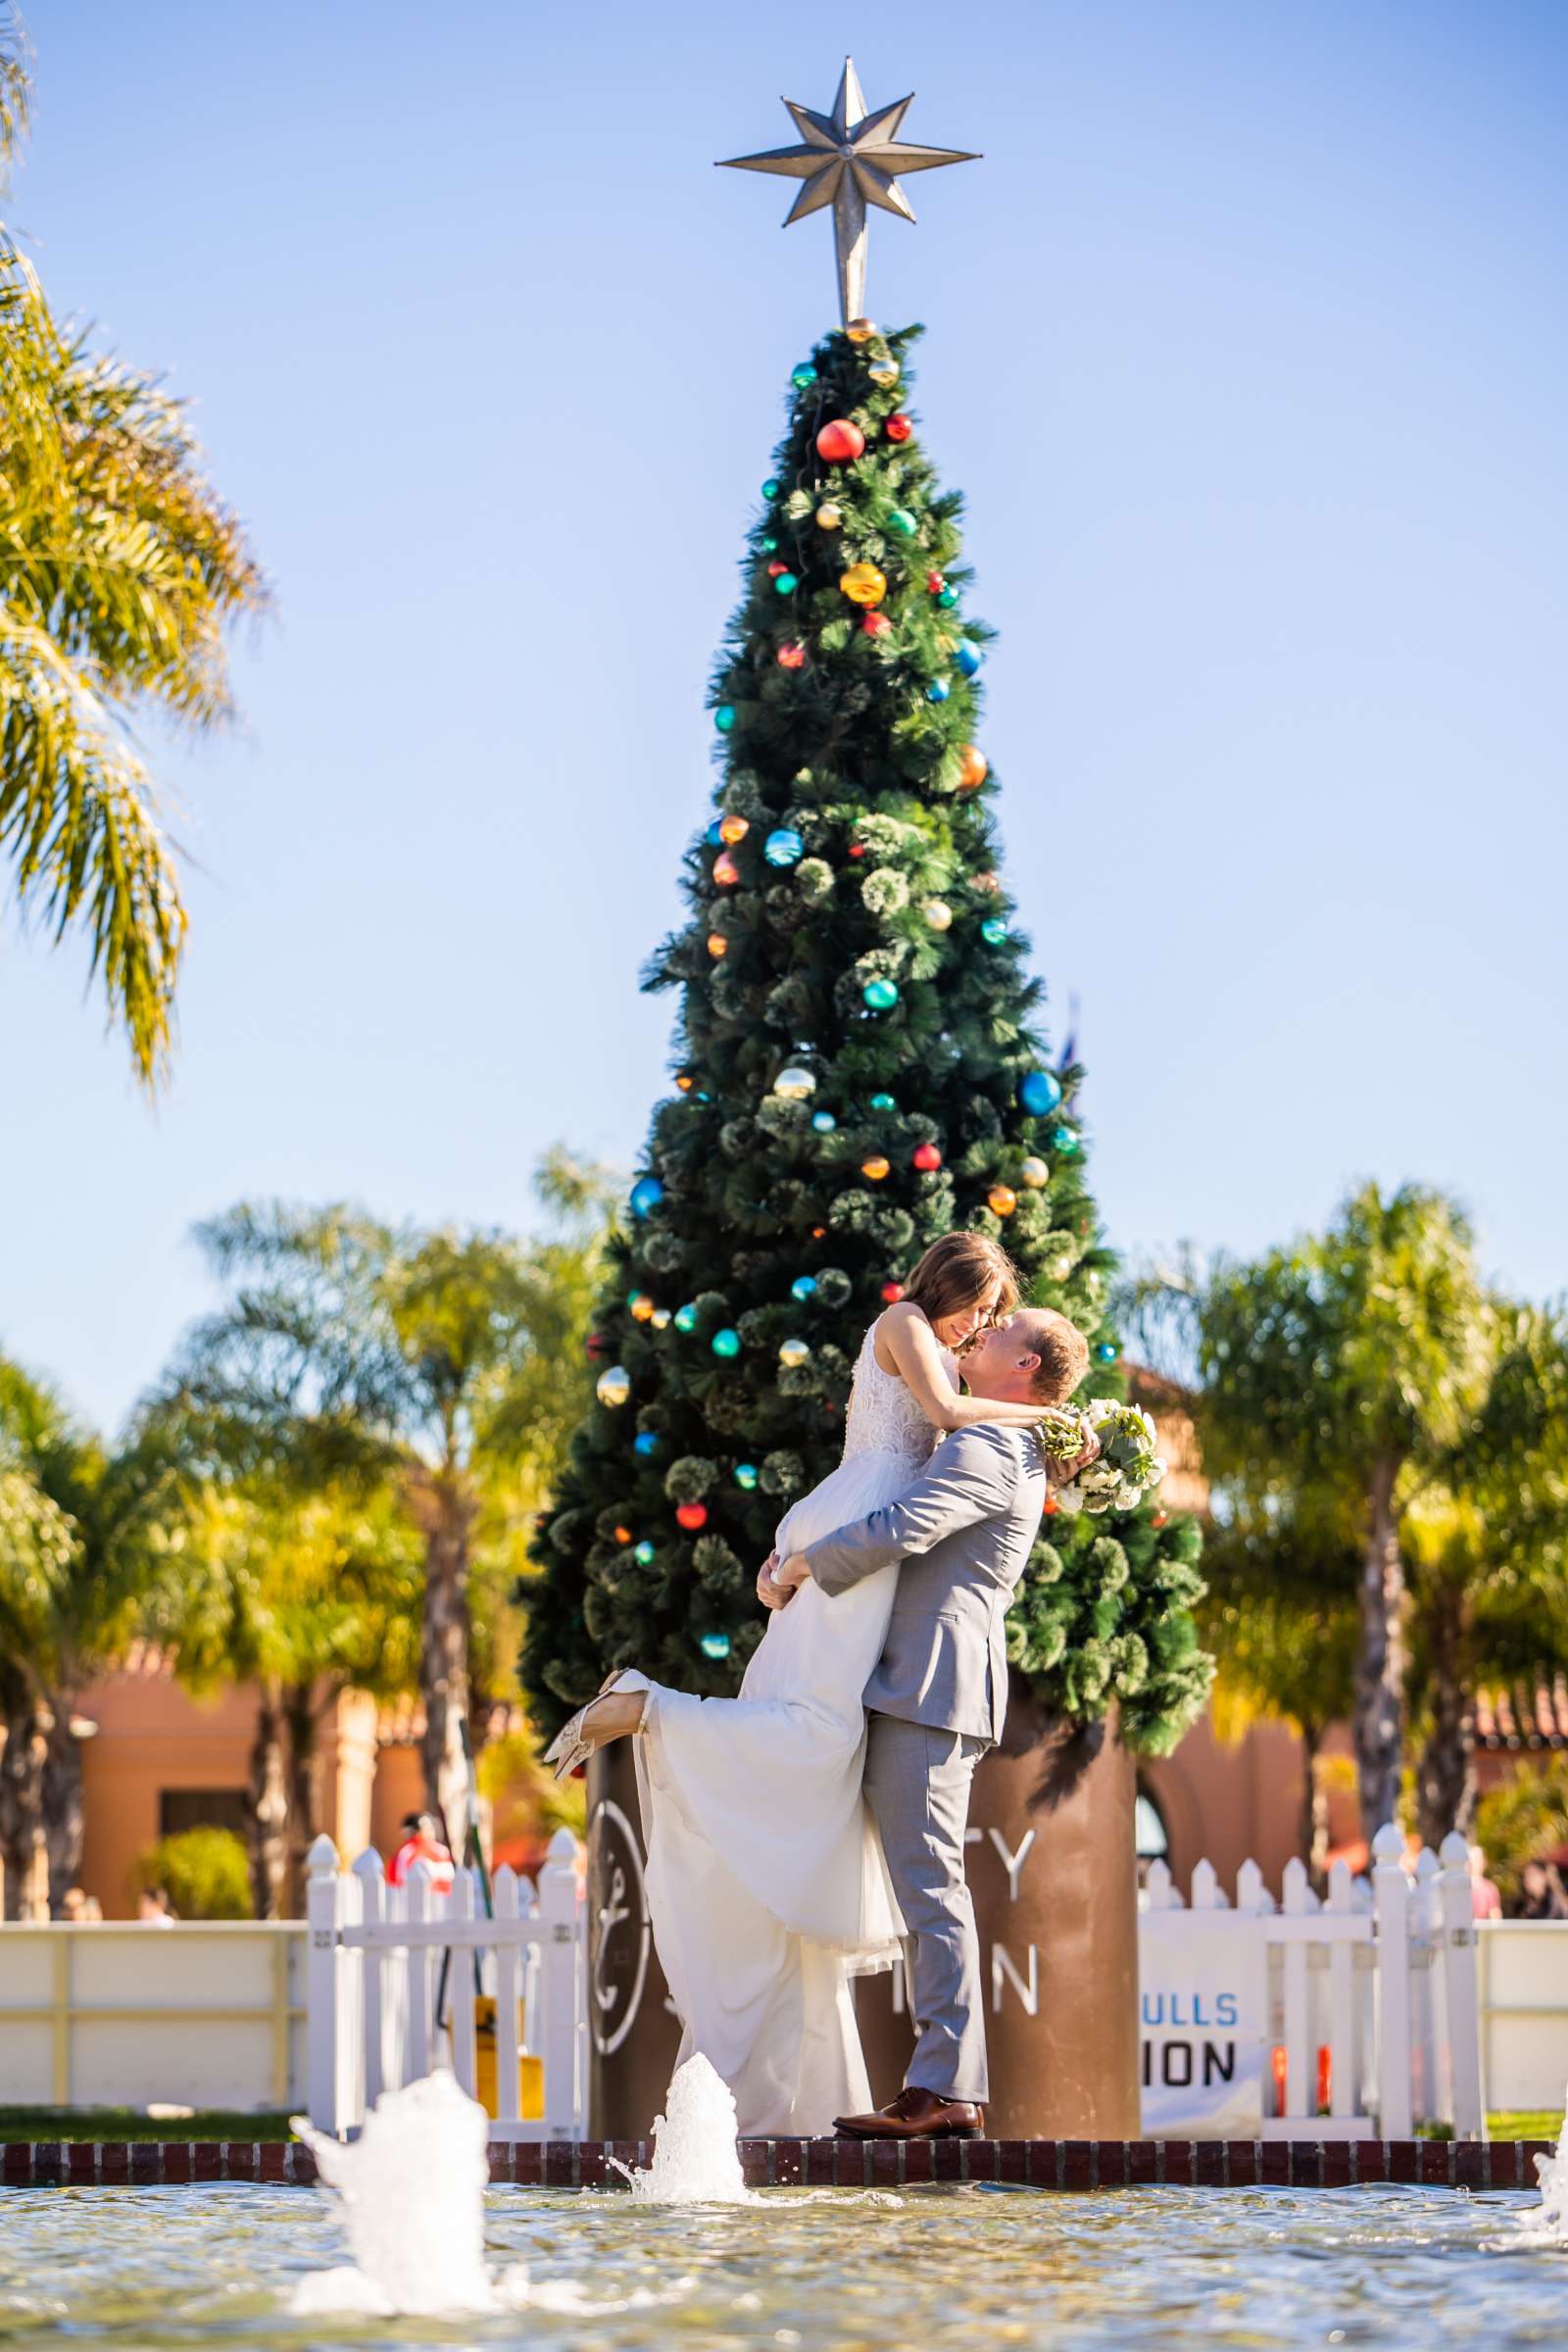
[900,1232,1020,1332]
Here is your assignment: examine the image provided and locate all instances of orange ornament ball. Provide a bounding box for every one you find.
[988,1185,1018,1218]
[957,745,990,792]
[861,1155,891,1182]
[712,851,740,886]
[675,1500,709,1532]
[840,562,887,608]
[776,641,807,670]
[1042,1492,1060,1517]
[718,813,750,845]
[707,932,728,959]
[613,1525,633,1544]
[816,418,866,464]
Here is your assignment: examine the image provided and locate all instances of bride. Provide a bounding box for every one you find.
[545,1232,1054,2135]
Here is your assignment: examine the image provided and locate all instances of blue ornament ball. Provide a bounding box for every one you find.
[926,678,951,704]
[791,1275,818,1302]
[674,1303,699,1334]
[1096,1341,1119,1363]
[1019,1069,1063,1117]
[863,977,900,1011]
[811,1110,837,1133]
[733,1462,760,1491]
[955,643,983,678]
[633,1431,661,1458]
[700,1631,733,1661]
[791,363,818,389]
[629,1175,664,1219]
[714,705,736,733]
[764,827,805,867]
[710,1327,741,1359]
[705,819,724,848]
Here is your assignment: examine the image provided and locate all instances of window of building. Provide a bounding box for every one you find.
[159,1789,250,1840]
[1135,1790,1169,1861]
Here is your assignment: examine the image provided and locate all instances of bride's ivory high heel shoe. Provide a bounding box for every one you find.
[542,1670,649,1784]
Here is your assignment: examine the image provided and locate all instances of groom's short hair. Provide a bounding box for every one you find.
[1020,1310,1090,1403]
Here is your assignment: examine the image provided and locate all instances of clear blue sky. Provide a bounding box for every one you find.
[5,0,1565,1436]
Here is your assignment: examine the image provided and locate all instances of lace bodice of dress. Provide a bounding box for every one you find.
[840,1323,947,1469]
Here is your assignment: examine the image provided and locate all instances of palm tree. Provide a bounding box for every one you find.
[0,1354,161,1914]
[152,1151,613,1840]
[0,14,266,1085]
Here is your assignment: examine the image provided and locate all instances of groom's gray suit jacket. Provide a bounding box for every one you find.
[802,1422,1048,1745]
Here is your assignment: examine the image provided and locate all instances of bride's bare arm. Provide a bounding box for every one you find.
[876,1304,1050,1431]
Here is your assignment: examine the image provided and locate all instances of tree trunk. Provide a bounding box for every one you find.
[0,1700,51,1920]
[247,1678,289,1921]
[413,1472,477,1849]
[1298,1719,1330,1890]
[283,1681,320,1916]
[1352,1455,1407,1839]
[42,1704,86,1916]
[1415,1584,1477,1849]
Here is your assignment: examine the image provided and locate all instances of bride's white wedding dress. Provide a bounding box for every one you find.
[628,1322,947,2135]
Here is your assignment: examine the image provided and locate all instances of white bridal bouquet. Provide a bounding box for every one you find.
[1038,1398,1166,1516]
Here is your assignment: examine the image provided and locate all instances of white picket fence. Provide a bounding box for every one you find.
[1142,1825,1483,2139]
[305,1828,587,2141]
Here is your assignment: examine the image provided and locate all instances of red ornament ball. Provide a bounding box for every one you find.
[766,559,788,576]
[911,1142,942,1172]
[586,1332,608,1358]
[675,1500,709,1533]
[861,610,893,638]
[776,641,807,670]
[1152,1509,1170,1530]
[881,1281,906,1303]
[926,571,947,595]
[885,413,912,443]
[815,418,866,464]
[848,842,866,859]
[1042,1493,1060,1517]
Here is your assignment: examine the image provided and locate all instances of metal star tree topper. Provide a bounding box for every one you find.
[718,58,979,326]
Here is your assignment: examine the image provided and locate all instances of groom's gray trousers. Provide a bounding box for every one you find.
[863,1713,990,2104]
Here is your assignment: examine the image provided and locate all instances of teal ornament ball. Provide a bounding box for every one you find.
[811,1110,837,1133]
[955,643,983,678]
[791,1275,817,1301]
[1096,1341,1119,1363]
[926,678,951,703]
[764,827,805,867]
[791,363,818,389]
[633,1431,660,1457]
[674,1303,699,1334]
[888,508,917,537]
[633,1540,656,1565]
[700,1631,733,1661]
[734,1462,759,1491]
[629,1176,664,1219]
[773,571,798,597]
[869,1091,897,1110]
[714,705,736,733]
[1019,1069,1063,1117]
[1052,1125,1082,1156]
[981,917,1008,945]
[937,585,958,609]
[761,535,779,553]
[863,977,900,1011]
[711,1327,741,1358]
[761,479,781,500]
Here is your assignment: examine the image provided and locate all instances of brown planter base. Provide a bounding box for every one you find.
[584,1740,681,2140]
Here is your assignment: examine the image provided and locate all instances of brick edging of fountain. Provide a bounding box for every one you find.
[0,2136,1552,2189]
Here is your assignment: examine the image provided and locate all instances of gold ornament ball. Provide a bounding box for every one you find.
[923,899,954,931]
[867,357,900,388]
[651,1308,671,1330]
[773,1065,816,1100]
[840,562,888,609]
[861,1154,891,1182]
[719,813,750,845]
[815,501,843,531]
[988,1184,1018,1218]
[596,1364,631,1407]
[957,745,990,792]
[778,1337,811,1369]
[846,317,877,344]
[707,931,728,959]
[1020,1155,1050,1189]
[630,1295,657,1324]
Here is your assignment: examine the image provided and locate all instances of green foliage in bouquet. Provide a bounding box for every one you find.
[520,324,1210,1755]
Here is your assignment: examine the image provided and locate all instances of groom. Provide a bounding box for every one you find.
[758,1307,1095,2140]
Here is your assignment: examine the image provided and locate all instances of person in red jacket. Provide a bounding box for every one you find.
[387,1811,455,1892]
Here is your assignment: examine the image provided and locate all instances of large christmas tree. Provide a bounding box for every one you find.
[522,319,1210,1756]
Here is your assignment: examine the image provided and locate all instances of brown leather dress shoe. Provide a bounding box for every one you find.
[833,2084,985,2140]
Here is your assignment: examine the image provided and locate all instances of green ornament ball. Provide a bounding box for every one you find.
[633,1540,657,1565]
[761,479,781,500]
[937,586,958,609]
[734,1462,759,1491]
[888,508,917,537]
[773,571,798,597]
[981,917,1009,945]
[761,534,779,553]
[1052,1125,1082,1157]
[863,977,900,1012]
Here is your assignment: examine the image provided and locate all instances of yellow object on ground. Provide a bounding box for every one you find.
[472,1995,543,2120]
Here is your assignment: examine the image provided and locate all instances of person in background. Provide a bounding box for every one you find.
[1516,1859,1568,1921]
[1467,1844,1502,1921]
[388,1810,456,1892]
[136,1886,177,1926]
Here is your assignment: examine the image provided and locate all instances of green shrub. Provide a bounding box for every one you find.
[129,1827,253,1920]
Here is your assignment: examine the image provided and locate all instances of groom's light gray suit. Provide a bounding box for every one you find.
[801,1421,1048,2104]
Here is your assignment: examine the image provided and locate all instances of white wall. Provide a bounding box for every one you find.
[1477,1921,1568,2116]
[0,1924,306,2112]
